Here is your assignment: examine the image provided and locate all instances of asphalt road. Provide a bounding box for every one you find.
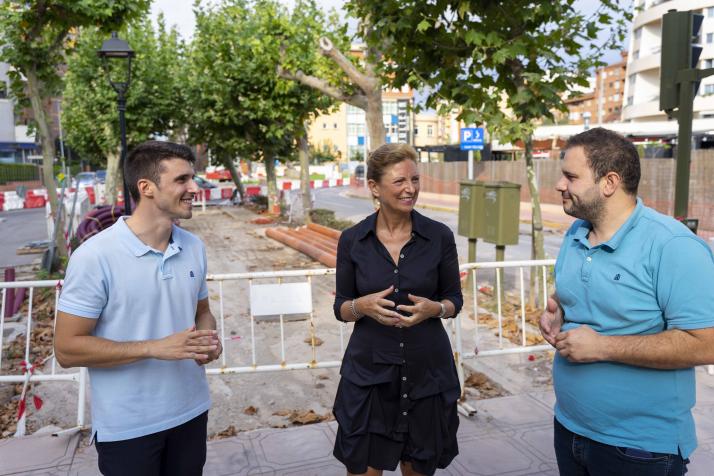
[313,187,565,264]
[0,208,48,270]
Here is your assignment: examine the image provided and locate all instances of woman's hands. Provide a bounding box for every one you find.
[354,289,444,327]
[396,294,442,327]
[355,286,402,326]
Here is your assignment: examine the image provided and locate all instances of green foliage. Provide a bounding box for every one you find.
[0,0,151,127]
[62,16,188,162]
[186,0,348,163]
[347,0,631,144]
[309,143,339,164]
[0,163,40,184]
[309,208,353,231]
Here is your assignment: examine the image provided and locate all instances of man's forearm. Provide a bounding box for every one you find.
[195,310,217,330]
[601,328,714,369]
[56,336,152,368]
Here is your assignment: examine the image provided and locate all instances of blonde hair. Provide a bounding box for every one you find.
[367,143,418,183]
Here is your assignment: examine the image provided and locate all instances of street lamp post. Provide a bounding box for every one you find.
[97,32,134,215]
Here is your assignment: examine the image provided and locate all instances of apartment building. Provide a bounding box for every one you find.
[565,52,627,125]
[623,0,714,122]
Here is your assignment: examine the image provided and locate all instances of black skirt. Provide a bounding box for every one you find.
[333,364,460,475]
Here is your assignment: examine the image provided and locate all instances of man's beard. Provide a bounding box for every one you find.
[564,192,604,224]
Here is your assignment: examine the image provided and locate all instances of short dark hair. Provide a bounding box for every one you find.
[125,141,196,201]
[564,128,640,195]
[367,143,418,183]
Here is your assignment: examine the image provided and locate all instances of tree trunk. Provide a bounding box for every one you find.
[104,147,121,205]
[26,68,67,256]
[365,90,386,151]
[299,125,312,223]
[525,136,546,308]
[224,155,244,204]
[264,152,280,215]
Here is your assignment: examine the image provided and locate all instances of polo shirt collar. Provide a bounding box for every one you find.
[356,209,431,241]
[116,217,183,257]
[572,198,643,251]
[602,198,643,251]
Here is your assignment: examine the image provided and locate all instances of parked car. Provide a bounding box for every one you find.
[72,172,98,188]
[95,170,107,184]
[193,175,217,189]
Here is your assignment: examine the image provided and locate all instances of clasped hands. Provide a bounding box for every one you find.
[153,326,223,366]
[354,285,441,328]
[539,296,606,363]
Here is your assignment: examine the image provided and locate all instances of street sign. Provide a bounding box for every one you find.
[460,127,484,150]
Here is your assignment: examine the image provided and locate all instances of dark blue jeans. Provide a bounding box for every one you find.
[554,418,689,476]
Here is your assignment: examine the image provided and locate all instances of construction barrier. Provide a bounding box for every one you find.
[0,258,568,435]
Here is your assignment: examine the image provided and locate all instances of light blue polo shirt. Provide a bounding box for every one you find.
[58,217,211,442]
[553,199,714,458]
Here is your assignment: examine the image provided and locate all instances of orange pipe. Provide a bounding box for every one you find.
[307,223,341,240]
[284,229,336,255]
[266,227,336,268]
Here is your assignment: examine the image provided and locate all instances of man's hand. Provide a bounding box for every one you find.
[540,296,564,346]
[355,286,401,326]
[554,325,605,363]
[396,294,441,328]
[195,336,223,366]
[150,327,219,361]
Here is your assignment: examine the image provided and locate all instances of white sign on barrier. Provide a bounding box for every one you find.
[249,282,312,316]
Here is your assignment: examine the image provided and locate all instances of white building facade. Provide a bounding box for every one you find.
[623,0,714,122]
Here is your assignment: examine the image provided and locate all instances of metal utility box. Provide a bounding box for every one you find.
[458,180,485,239]
[482,181,521,245]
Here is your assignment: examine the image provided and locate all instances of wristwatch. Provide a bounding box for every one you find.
[437,302,446,319]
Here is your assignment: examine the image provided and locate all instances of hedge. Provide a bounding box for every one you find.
[0,163,40,185]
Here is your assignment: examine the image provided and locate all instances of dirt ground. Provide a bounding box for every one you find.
[1,205,554,438]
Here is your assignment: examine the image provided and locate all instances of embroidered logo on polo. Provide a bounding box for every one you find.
[614,274,621,281]
[190,271,195,277]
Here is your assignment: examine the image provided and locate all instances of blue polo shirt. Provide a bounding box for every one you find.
[553,199,714,458]
[58,217,211,442]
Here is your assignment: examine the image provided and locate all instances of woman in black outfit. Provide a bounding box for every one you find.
[333,143,463,476]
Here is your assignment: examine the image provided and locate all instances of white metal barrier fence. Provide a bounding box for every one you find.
[0,260,557,434]
[0,280,87,435]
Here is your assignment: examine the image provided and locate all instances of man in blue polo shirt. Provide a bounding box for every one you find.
[55,141,222,476]
[540,127,714,475]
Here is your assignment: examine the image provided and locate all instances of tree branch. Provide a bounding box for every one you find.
[318,37,377,93]
[276,64,368,109]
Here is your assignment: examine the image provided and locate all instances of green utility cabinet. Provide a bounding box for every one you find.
[458,181,485,238]
[482,181,521,245]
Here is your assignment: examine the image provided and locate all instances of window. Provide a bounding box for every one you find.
[382,101,397,115]
[708,33,714,44]
[627,96,634,106]
[0,83,6,99]
[333,123,338,129]
[427,125,433,137]
[633,50,639,60]
[414,127,419,136]
[322,123,327,129]
[705,59,714,69]
[705,84,714,95]
[708,7,714,17]
[614,81,620,90]
[634,27,642,40]
[628,74,636,86]
[613,94,620,102]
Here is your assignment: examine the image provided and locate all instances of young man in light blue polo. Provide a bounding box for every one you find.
[540,127,714,475]
[55,141,222,476]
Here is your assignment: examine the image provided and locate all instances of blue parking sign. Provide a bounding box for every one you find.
[460,127,484,150]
